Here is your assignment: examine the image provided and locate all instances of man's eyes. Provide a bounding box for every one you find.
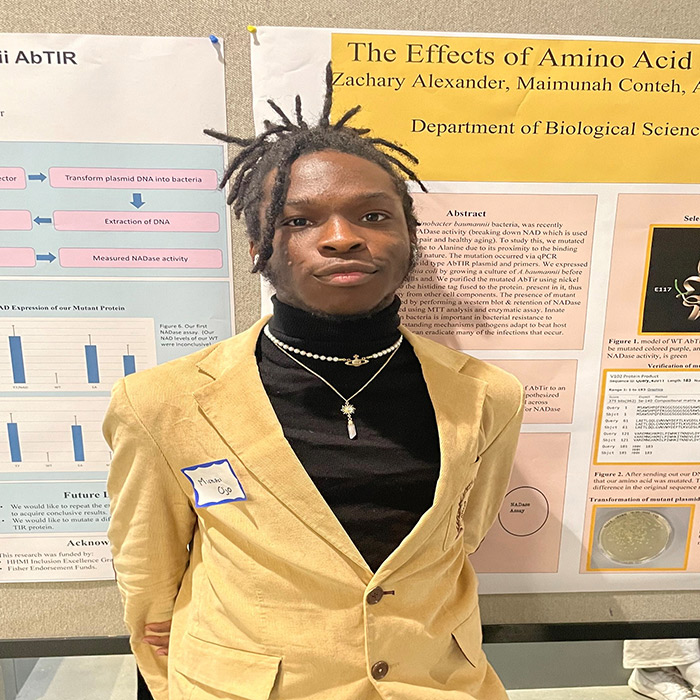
[361,212,388,223]
[282,217,311,227]
[280,212,389,227]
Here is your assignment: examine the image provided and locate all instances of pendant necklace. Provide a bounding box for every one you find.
[264,325,402,439]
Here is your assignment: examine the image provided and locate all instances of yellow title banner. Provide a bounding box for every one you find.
[330,33,700,183]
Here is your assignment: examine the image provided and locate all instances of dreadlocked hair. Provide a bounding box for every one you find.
[204,62,427,274]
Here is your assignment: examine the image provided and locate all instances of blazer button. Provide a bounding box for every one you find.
[366,586,384,605]
[371,661,389,680]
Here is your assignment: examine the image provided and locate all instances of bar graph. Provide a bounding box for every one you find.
[7,417,21,462]
[123,350,136,376]
[71,420,85,462]
[9,333,25,383]
[0,318,156,391]
[0,397,112,472]
[84,340,100,384]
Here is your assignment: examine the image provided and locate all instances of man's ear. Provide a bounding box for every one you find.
[249,242,261,268]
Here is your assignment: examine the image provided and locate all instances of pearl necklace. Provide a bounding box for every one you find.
[263,325,402,367]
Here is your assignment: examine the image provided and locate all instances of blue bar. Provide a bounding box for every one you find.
[71,424,85,461]
[85,344,100,383]
[9,336,26,383]
[7,422,21,462]
[123,354,136,376]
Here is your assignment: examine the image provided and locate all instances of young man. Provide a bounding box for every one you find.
[105,68,523,700]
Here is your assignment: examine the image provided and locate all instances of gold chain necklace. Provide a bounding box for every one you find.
[264,324,402,367]
[264,324,403,439]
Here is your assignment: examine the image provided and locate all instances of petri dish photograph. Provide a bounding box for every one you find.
[598,510,673,565]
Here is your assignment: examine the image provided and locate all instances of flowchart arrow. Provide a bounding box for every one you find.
[28,173,47,182]
[130,193,145,208]
[33,216,52,225]
[36,252,56,263]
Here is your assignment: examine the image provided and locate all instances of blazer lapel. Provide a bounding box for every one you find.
[192,318,372,577]
[377,328,488,576]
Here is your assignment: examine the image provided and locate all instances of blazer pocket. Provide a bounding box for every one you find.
[451,605,483,668]
[174,632,282,700]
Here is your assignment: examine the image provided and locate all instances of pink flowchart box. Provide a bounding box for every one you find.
[59,248,223,269]
[0,168,26,189]
[0,210,32,231]
[53,211,219,232]
[0,248,35,267]
[49,168,219,190]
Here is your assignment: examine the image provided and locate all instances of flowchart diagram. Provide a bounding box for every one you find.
[0,142,229,277]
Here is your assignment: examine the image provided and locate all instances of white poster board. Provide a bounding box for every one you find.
[0,34,233,582]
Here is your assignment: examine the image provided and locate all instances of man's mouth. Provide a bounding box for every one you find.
[315,264,378,286]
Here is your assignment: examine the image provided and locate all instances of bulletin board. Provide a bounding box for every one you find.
[2,0,700,650]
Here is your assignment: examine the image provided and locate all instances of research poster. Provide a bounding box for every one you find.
[251,27,700,593]
[0,34,232,582]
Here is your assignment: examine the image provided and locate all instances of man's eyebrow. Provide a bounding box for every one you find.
[283,192,396,207]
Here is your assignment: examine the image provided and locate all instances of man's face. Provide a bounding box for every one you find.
[256,150,412,318]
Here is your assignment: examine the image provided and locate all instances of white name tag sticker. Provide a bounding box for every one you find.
[181,459,247,508]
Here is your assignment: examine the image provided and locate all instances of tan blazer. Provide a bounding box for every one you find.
[105,318,523,700]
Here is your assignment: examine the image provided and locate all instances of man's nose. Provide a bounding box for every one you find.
[317,216,366,253]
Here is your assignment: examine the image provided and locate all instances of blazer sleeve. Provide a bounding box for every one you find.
[462,382,524,554]
[104,378,196,700]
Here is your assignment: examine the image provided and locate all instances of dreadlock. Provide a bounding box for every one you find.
[204,62,427,275]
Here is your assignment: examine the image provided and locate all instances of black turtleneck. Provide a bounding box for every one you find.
[256,296,441,572]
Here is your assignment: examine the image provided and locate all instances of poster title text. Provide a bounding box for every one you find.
[346,42,692,70]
